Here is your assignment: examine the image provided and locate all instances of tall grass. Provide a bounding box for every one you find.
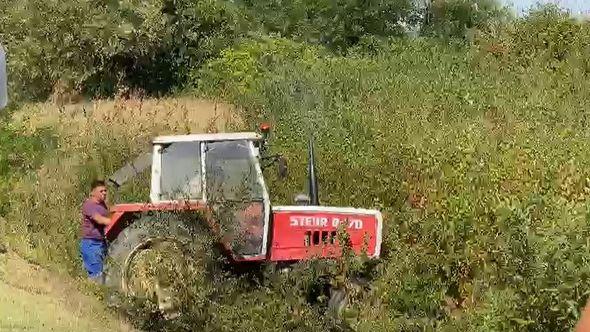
[5,97,239,275]
[194,29,590,329]
[4,97,354,330]
[0,107,57,247]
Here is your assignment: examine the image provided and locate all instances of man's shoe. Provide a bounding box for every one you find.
[89,272,105,285]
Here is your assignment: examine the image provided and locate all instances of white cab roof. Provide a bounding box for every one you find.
[153,132,262,144]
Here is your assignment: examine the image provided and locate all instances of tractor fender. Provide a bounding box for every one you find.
[105,201,269,263]
[105,201,210,242]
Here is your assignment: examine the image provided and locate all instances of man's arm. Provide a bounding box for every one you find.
[92,213,112,225]
[84,203,112,226]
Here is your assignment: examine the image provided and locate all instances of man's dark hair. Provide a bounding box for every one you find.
[91,179,106,191]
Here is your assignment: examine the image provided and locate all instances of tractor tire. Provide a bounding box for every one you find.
[327,277,369,317]
[328,287,348,316]
[103,212,210,319]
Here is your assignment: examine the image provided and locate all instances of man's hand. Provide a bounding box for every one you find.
[92,213,112,225]
[576,297,590,332]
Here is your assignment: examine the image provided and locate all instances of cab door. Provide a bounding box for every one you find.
[203,139,270,260]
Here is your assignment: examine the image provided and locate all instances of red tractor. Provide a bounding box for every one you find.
[103,125,383,317]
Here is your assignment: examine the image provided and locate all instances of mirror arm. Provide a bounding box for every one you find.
[260,154,283,169]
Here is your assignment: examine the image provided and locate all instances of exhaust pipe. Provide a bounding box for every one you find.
[308,135,319,205]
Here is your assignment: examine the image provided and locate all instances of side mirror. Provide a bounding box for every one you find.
[0,44,7,110]
[277,155,288,179]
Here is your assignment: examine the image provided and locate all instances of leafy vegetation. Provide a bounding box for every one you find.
[0,0,508,102]
[0,0,250,100]
[2,0,590,331]
[0,106,56,245]
[421,0,510,39]
[192,6,590,330]
[236,0,416,52]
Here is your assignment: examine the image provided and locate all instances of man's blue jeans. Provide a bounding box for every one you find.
[80,238,106,282]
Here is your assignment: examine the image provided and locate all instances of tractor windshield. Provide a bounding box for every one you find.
[204,140,264,202]
[205,140,267,257]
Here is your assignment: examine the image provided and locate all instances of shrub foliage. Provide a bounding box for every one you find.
[194,10,590,329]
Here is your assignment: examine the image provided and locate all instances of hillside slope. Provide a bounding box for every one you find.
[3,8,590,329]
[0,252,134,332]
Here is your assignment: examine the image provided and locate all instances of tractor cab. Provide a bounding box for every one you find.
[149,132,269,203]
[107,131,278,260]
[150,132,271,258]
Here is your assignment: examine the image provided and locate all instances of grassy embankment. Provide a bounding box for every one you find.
[4,97,238,275]
[0,253,134,331]
[0,97,239,331]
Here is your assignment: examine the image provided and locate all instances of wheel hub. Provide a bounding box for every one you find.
[122,238,187,319]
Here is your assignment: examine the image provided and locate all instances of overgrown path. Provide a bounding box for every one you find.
[0,251,135,331]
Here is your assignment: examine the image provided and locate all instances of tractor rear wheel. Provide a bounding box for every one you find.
[103,213,210,319]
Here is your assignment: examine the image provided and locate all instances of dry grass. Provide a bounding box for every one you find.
[0,252,135,332]
[14,95,241,137]
[6,95,243,273]
[0,95,245,331]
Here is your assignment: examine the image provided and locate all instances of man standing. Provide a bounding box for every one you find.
[80,180,111,283]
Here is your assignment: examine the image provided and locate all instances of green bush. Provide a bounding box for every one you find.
[0,0,519,102]
[0,106,57,216]
[472,4,590,71]
[237,0,416,53]
[195,36,324,97]
[196,25,590,329]
[421,0,510,39]
[0,0,249,101]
